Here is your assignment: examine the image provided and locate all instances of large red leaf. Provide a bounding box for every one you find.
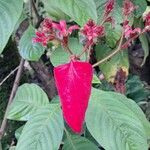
[54,60,93,133]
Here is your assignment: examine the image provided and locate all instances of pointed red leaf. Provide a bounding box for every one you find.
[54,61,93,133]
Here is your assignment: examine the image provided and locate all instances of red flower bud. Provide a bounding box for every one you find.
[123,0,137,17]
[104,0,115,16]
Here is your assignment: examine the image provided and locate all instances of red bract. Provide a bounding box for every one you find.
[52,20,79,39]
[123,0,137,17]
[81,20,105,46]
[104,0,115,17]
[54,61,93,133]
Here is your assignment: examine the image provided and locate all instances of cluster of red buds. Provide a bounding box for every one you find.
[121,0,150,48]
[33,18,79,47]
[80,20,105,47]
[33,0,150,52]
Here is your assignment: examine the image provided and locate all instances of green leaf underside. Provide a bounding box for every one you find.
[7,83,49,121]
[0,0,23,54]
[16,104,64,150]
[86,88,149,150]
[43,0,97,26]
[50,38,86,66]
[19,25,45,61]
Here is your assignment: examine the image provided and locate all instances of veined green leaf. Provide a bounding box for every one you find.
[0,0,23,54]
[19,25,45,61]
[43,0,97,26]
[86,88,149,150]
[16,104,64,150]
[7,83,49,121]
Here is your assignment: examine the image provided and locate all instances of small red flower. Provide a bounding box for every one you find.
[52,20,79,39]
[81,20,105,46]
[104,0,115,17]
[123,0,137,17]
[32,31,49,46]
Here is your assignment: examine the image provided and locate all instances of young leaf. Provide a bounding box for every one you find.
[0,0,23,54]
[7,83,49,121]
[43,0,97,26]
[86,88,149,150]
[63,133,99,150]
[16,104,64,150]
[19,25,45,61]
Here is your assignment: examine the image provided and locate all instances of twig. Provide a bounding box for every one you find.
[31,0,41,20]
[92,32,124,68]
[0,58,25,140]
[0,66,19,87]
[77,44,89,58]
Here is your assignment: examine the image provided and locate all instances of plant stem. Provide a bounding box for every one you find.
[77,44,89,58]
[0,58,25,140]
[92,32,124,68]
[64,45,73,55]
[92,30,143,68]
[0,66,19,86]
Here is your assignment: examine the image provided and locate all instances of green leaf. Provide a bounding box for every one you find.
[95,44,129,82]
[105,24,122,48]
[50,38,85,66]
[133,0,147,17]
[43,0,97,26]
[126,75,150,103]
[92,75,101,84]
[16,104,64,150]
[0,0,23,54]
[86,88,149,150]
[7,83,49,121]
[15,125,24,141]
[9,146,16,150]
[63,133,98,150]
[19,25,45,61]
[139,33,149,66]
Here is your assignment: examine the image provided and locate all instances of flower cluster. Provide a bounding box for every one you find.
[123,21,141,39]
[33,18,79,47]
[81,20,105,47]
